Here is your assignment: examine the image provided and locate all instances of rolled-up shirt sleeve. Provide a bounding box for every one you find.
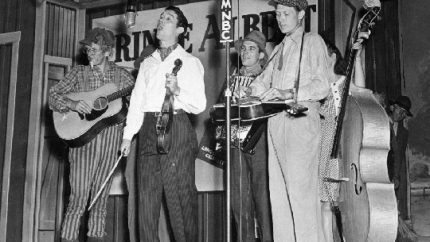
[296,35,330,101]
[123,63,147,141]
[48,67,80,113]
[175,57,206,114]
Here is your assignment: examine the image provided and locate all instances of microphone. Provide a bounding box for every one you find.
[125,5,137,28]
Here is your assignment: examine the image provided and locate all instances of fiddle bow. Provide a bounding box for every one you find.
[156,59,182,154]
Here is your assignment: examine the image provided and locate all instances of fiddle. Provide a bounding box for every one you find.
[156,59,183,154]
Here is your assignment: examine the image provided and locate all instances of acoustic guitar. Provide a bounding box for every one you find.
[52,83,133,147]
[210,98,307,153]
[210,98,308,122]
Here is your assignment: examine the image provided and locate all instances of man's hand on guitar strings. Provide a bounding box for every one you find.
[233,85,252,100]
[259,88,294,101]
[120,139,131,157]
[68,99,92,114]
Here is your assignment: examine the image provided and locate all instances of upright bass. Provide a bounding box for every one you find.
[331,1,398,241]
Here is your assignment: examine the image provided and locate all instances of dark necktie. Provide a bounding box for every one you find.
[277,25,301,71]
[277,41,285,71]
[158,43,178,61]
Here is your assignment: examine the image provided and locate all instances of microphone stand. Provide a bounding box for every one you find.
[224,45,232,242]
[220,2,233,241]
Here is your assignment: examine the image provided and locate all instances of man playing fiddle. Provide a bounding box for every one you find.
[120,6,206,242]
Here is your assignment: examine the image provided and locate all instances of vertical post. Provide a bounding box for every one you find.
[220,0,233,241]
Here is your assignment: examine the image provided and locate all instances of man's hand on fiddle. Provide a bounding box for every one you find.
[259,88,294,101]
[165,73,180,96]
[68,99,92,114]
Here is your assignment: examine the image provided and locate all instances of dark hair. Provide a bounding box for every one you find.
[324,39,347,76]
[165,6,188,41]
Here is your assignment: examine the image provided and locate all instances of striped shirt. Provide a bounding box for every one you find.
[49,61,135,113]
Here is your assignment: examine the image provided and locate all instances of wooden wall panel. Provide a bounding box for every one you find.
[0,45,12,195]
[0,1,36,242]
[45,2,77,58]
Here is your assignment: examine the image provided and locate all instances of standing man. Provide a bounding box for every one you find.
[237,0,331,241]
[49,28,135,242]
[120,6,206,242]
[387,95,412,220]
[230,30,272,242]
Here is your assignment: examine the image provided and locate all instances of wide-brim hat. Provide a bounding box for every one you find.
[234,30,268,66]
[389,95,413,116]
[79,27,115,47]
[272,0,308,11]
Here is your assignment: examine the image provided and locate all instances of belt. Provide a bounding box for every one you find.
[146,109,185,117]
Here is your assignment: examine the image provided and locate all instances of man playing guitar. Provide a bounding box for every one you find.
[49,27,134,242]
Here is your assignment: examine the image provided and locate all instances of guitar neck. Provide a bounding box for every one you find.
[330,46,358,159]
[106,85,134,102]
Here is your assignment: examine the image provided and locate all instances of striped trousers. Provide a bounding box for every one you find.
[61,125,122,240]
[137,113,198,242]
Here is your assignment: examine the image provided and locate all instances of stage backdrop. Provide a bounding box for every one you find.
[93,0,318,191]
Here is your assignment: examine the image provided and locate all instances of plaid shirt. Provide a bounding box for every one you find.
[49,61,135,112]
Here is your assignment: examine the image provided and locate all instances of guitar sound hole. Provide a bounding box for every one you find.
[93,97,108,110]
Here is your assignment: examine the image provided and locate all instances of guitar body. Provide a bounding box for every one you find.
[339,88,397,242]
[53,83,127,147]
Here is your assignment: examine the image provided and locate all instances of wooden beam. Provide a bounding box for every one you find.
[23,1,47,241]
[47,0,80,9]
[48,0,125,10]
[78,0,125,9]
[0,30,21,242]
